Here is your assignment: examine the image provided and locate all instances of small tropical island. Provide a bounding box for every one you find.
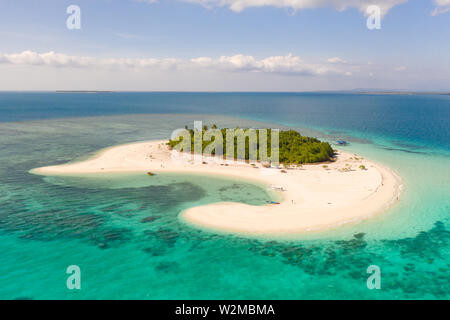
[168,125,335,165]
[31,125,402,236]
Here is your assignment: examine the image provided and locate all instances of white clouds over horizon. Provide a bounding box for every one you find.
[0,51,356,77]
[146,0,450,16]
[179,0,408,16]
[1,51,447,91]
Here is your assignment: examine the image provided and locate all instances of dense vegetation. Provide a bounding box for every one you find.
[168,125,335,165]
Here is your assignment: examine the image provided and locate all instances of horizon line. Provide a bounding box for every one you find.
[0,90,449,95]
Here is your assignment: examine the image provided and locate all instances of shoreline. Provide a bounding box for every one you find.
[31,140,403,235]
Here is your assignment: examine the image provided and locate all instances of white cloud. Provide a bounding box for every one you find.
[207,54,340,75]
[1,51,93,68]
[328,57,347,64]
[0,51,356,77]
[182,0,407,16]
[432,0,450,15]
[0,51,181,70]
[142,0,449,18]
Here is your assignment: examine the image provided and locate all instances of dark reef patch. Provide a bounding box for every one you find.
[0,176,205,251]
[145,228,179,247]
[382,147,427,155]
[381,221,450,261]
[141,216,162,223]
[155,261,180,272]
[237,220,449,298]
[143,246,167,257]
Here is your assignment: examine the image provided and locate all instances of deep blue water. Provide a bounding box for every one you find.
[1,92,449,152]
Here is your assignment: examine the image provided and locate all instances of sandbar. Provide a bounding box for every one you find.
[31,140,402,235]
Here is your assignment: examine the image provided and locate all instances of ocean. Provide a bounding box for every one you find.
[0,92,448,299]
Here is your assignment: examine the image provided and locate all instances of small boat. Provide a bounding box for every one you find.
[147,172,155,176]
[335,140,349,146]
[268,201,280,205]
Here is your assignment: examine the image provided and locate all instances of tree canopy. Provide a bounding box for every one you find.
[168,125,334,165]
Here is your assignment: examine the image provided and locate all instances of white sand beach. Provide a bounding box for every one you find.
[31,140,402,235]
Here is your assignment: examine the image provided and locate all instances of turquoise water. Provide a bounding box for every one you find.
[0,94,449,299]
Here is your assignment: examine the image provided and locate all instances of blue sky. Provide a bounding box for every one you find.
[0,0,449,91]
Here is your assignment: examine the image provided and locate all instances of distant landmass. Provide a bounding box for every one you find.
[52,90,449,95]
[348,89,450,95]
[56,90,115,93]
